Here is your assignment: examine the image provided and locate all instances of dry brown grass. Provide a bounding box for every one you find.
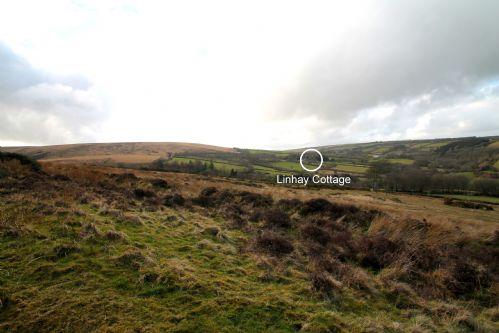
[1,160,497,332]
[4,142,235,164]
[78,164,498,239]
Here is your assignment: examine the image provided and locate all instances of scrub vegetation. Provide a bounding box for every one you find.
[0,152,498,332]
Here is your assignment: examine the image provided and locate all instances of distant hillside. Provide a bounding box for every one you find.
[1,142,235,164]
[1,137,498,187]
[307,136,499,172]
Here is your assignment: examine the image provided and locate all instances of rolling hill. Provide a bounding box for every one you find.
[2,142,235,164]
[2,136,498,181]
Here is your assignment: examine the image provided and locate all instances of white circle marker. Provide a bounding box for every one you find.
[300,149,323,172]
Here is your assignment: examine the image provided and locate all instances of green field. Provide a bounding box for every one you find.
[387,158,414,165]
[271,161,315,172]
[441,195,499,204]
[333,163,368,174]
[372,147,390,154]
[253,165,281,175]
[245,149,290,158]
[169,157,247,172]
[268,161,369,174]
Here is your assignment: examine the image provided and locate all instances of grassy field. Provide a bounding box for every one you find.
[270,161,368,174]
[0,160,498,332]
[387,158,414,165]
[419,141,452,149]
[169,157,247,172]
[333,163,368,174]
[0,199,332,332]
[271,161,315,172]
[253,165,282,176]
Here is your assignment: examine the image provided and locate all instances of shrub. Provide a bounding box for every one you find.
[323,219,348,233]
[276,198,303,212]
[201,186,218,197]
[150,178,169,188]
[163,193,185,207]
[53,244,80,258]
[116,250,149,270]
[357,235,399,270]
[255,233,294,256]
[113,173,138,182]
[104,230,126,241]
[448,261,491,296]
[80,223,100,238]
[310,271,342,296]
[0,152,41,172]
[193,187,219,207]
[238,191,273,207]
[218,189,235,202]
[263,208,291,228]
[248,209,264,222]
[300,198,333,215]
[52,174,71,181]
[301,224,331,246]
[300,198,360,218]
[202,226,220,237]
[329,231,356,261]
[133,188,155,199]
[343,209,379,230]
[444,198,493,211]
[328,202,359,218]
[407,245,442,271]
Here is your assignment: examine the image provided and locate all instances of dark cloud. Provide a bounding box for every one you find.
[0,43,105,145]
[273,0,499,141]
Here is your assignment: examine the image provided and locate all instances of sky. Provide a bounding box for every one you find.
[0,0,499,149]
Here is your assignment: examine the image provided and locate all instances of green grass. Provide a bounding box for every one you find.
[270,161,368,174]
[245,149,290,158]
[387,158,414,165]
[271,161,316,172]
[0,199,421,332]
[170,157,247,172]
[425,141,452,148]
[333,163,368,174]
[1,167,498,332]
[0,202,311,331]
[494,160,499,169]
[452,172,475,179]
[253,165,281,175]
[372,147,390,154]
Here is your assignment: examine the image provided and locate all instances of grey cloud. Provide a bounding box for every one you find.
[0,43,104,145]
[273,0,499,141]
[0,44,45,93]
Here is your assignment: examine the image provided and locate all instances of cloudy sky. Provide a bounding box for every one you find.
[1,0,498,149]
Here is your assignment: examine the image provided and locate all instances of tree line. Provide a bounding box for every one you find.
[366,161,499,196]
